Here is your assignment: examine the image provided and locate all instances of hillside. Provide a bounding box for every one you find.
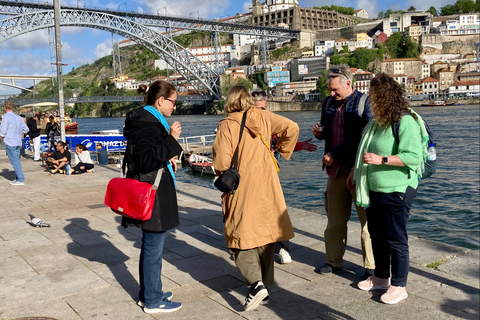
[20,31,232,117]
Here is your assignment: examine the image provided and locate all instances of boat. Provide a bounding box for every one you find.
[187,153,215,176]
[421,100,455,107]
[38,113,79,134]
[19,102,79,134]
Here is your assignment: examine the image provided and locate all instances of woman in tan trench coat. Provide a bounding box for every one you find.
[212,86,299,311]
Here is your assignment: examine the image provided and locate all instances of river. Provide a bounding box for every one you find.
[76,105,480,250]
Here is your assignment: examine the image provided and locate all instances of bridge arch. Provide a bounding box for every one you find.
[0,10,221,99]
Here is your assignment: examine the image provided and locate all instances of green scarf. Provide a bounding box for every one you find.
[353,120,377,208]
[353,109,429,208]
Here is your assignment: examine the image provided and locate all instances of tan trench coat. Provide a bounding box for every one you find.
[212,107,300,250]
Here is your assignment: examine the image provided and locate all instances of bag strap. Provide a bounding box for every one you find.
[259,133,280,173]
[152,168,164,190]
[232,110,248,170]
[358,94,368,118]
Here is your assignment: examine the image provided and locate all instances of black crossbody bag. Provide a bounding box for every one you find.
[214,110,248,194]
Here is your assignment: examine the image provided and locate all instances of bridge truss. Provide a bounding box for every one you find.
[0,1,299,99]
[0,10,222,99]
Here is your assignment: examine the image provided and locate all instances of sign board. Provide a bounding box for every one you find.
[298,64,308,75]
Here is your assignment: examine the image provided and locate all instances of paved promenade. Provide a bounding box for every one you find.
[0,152,478,320]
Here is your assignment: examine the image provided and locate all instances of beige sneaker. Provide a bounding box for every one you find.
[380,285,408,304]
[358,275,390,291]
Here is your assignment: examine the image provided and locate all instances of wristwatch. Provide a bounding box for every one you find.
[382,156,388,165]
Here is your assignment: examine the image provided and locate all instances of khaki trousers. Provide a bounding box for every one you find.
[230,243,275,286]
[324,171,375,269]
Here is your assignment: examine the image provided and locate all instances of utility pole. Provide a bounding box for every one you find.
[53,0,66,141]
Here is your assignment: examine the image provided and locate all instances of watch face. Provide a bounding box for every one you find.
[383,157,388,164]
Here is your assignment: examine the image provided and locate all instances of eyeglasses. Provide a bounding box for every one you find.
[329,68,349,79]
[251,91,267,97]
[165,98,177,107]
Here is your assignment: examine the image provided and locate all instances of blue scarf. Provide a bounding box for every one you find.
[144,105,177,190]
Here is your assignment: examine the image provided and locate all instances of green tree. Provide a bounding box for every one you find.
[385,32,403,58]
[384,9,394,17]
[316,69,330,98]
[313,6,320,9]
[440,4,458,15]
[427,6,438,16]
[455,0,477,12]
[385,32,420,59]
[377,11,385,19]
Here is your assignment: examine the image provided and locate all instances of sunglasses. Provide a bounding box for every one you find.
[165,98,177,106]
[330,68,349,79]
[251,91,267,97]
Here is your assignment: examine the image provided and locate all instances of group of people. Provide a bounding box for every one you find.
[1,64,424,313]
[120,67,425,315]
[0,103,96,181]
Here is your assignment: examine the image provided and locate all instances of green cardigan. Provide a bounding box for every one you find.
[367,115,423,193]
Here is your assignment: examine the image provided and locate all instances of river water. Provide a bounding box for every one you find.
[76,105,480,250]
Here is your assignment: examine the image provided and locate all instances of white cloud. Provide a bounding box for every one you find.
[62,42,92,66]
[94,38,113,60]
[242,2,251,13]
[1,30,49,50]
[0,53,50,75]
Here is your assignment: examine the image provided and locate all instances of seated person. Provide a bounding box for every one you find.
[46,141,71,174]
[70,143,95,174]
[95,142,109,165]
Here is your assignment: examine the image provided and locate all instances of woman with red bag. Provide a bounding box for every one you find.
[122,80,183,314]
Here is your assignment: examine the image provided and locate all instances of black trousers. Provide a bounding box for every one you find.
[366,186,417,287]
[72,162,94,174]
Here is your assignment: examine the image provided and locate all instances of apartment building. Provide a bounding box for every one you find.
[422,61,431,79]
[353,71,374,94]
[381,58,423,79]
[449,80,480,94]
[405,24,422,42]
[440,14,480,35]
[354,9,369,19]
[314,40,335,56]
[422,77,439,94]
[265,66,290,88]
[383,11,431,36]
[406,77,415,95]
[437,68,455,92]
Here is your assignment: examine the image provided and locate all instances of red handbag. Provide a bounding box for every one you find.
[104,168,163,221]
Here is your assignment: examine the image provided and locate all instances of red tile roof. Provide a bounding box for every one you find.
[422,77,439,83]
[451,80,480,86]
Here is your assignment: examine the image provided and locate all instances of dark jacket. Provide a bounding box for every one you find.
[27,118,41,139]
[121,107,183,232]
[46,121,60,137]
[316,90,373,168]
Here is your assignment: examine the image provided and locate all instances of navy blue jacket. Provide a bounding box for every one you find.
[315,90,373,169]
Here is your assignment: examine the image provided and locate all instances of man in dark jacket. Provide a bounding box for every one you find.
[27,114,42,161]
[312,64,375,278]
[45,115,60,152]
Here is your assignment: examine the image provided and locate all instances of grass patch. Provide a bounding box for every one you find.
[426,258,448,270]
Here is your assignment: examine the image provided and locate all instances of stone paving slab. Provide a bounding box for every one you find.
[0,154,478,320]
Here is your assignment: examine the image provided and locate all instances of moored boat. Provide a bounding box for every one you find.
[187,153,215,176]
[421,100,455,107]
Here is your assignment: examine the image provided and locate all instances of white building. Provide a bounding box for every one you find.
[422,77,439,94]
[354,9,369,19]
[449,80,480,94]
[251,0,299,13]
[422,61,430,79]
[314,40,335,56]
[440,14,480,35]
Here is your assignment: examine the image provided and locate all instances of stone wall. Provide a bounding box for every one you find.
[422,34,480,56]
[316,21,383,41]
[266,101,322,112]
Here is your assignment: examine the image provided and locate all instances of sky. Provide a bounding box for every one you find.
[0,0,456,96]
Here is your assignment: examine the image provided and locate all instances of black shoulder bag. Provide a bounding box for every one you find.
[214,110,248,194]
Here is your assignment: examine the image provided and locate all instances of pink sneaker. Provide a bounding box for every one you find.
[358,275,390,291]
[380,285,408,304]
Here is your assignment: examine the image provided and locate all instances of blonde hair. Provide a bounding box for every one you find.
[225,86,255,113]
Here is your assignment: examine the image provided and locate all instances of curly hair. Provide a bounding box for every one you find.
[369,73,417,127]
[225,86,255,113]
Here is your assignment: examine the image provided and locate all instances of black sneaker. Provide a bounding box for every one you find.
[244,281,268,311]
[315,263,342,275]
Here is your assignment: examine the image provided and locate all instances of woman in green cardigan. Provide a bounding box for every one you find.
[348,73,427,305]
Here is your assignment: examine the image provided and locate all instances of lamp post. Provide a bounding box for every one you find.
[157,7,166,15]
[53,0,65,141]
[190,10,199,19]
[118,2,127,12]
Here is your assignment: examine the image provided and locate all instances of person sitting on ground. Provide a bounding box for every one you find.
[70,143,95,174]
[46,141,71,174]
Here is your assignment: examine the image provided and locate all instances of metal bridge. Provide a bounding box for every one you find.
[0,94,211,106]
[0,0,300,99]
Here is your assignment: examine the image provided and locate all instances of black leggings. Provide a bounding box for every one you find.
[72,162,94,174]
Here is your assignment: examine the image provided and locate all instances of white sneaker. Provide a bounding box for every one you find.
[9,180,25,186]
[278,248,292,264]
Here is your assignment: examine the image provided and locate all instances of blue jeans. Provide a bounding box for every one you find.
[6,145,25,183]
[20,138,25,156]
[139,230,167,308]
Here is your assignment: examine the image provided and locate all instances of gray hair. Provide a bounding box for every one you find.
[326,64,353,86]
